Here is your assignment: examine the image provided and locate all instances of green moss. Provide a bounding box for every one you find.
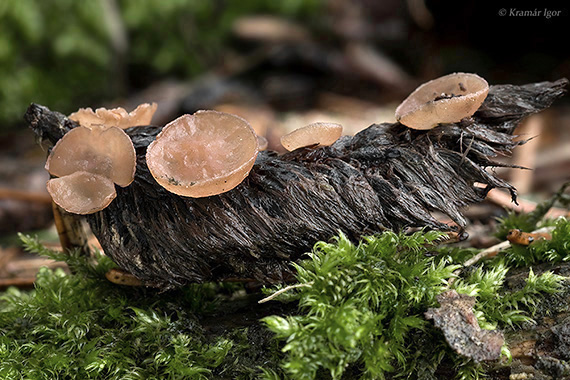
[3,216,570,379]
[262,229,566,380]
[453,263,562,329]
[0,236,262,379]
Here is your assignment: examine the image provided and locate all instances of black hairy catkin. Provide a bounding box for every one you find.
[26,79,567,288]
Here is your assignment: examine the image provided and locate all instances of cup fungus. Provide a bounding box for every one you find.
[69,103,157,129]
[280,122,343,151]
[146,110,259,198]
[45,123,137,214]
[257,135,268,151]
[46,125,136,187]
[47,171,117,215]
[395,73,489,130]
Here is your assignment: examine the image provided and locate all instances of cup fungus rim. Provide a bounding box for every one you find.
[69,102,158,129]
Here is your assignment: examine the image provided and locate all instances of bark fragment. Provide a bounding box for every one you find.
[425,290,504,362]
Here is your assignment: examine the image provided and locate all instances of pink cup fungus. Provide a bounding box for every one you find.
[257,135,268,151]
[280,122,343,151]
[45,111,138,214]
[47,171,117,215]
[146,110,259,198]
[46,125,136,187]
[395,73,489,130]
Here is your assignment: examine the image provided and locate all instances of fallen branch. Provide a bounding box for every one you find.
[25,79,568,288]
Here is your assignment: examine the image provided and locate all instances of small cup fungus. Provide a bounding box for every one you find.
[257,135,268,151]
[47,171,117,215]
[46,125,136,187]
[45,120,137,214]
[69,103,157,129]
[280,122,343,151]
[395,73,489,130]
[146,110,259,198]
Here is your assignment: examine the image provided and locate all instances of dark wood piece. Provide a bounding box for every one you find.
[25,79,568,288]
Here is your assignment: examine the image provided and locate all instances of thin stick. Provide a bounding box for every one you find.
[450,226,556,284]
[0,187,52,204]
[258,282,313,304]
[51,202,90,255]
[462,240,512,268]
[466,226,555,268]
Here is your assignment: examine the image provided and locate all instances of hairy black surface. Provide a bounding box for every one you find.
[25,79,567,288]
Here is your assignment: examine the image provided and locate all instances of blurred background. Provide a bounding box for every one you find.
[0,0,568,286]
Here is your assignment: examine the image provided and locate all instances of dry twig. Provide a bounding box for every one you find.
[258,282,313,304]
[0,187,52,204]
[463,226,555,269]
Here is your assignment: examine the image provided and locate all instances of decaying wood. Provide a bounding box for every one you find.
[25,79,567,288]
[0,198,53,236]
[0,249,66,290]
[0,187,52,204]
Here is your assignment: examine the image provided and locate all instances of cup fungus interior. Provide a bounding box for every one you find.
[46,125,136,187]
[280,122,343,151]
[47,171,117,215]
[146,110,259,198]
[395,73,489,130]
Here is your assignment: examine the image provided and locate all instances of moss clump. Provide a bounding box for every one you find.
[0,236,264,379]
[263,231,460,379]
[2,218,570,379]
[263,226,568,380]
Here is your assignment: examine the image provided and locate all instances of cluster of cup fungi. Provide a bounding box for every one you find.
[45,73,490,215]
